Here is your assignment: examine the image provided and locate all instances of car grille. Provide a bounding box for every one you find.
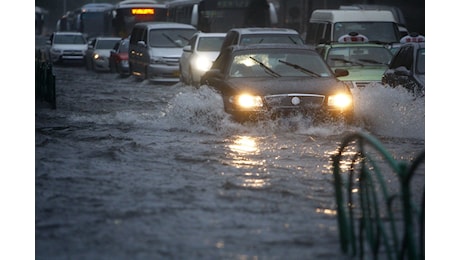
[63,50,83,56]
[264,94,325,109]
[162,57,180,66]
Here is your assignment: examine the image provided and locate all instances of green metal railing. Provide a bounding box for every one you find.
[332,131,424,259]
[35,49,56,109]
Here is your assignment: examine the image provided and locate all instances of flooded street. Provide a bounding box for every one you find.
[35,65,425,259]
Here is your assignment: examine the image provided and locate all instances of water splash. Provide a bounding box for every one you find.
[352,83,425,139]
[162,83,424,140]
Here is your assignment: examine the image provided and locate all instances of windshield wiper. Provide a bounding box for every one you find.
[278,60,321,77]
[250,57,280,78]
[178,34,190,42]
[330,57,363,66]
[357,58,387,65]
[162,33,182,47]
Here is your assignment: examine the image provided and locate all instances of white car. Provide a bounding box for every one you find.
[85,37,121,71]
[179,32,226,86]
[47,32,88,64]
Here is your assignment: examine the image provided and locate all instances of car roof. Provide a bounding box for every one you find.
[134,21,196,30]
[310,9,396,22]
[227,27,300,35]
[228,43,315,52]
[195,32,227,38]
[319,42,392,48]
[95,37,122,40]
[54,31,84,36]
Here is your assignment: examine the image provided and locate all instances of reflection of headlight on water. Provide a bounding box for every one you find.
[328,93,353,109]
[230,94,263,109]
[193,56,213,72]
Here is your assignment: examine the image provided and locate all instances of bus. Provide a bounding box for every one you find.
[76,3,115,38]
[112,0,168,38]
[56,3,114,38]
[166,0,278,33]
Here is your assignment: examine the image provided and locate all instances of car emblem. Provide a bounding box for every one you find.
[291,96,301,105]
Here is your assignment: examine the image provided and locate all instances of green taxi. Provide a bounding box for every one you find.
[315,32,394,88]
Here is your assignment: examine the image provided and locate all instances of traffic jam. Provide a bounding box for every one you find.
[36,0,425,124]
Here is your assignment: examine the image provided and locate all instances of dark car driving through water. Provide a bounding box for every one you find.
[200,44,353,122]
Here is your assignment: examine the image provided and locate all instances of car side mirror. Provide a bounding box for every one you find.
[137,41,147,47]
[394,66,411,76]
[183,45,191,52]
[334,68,349,77]
[46,40,51,45]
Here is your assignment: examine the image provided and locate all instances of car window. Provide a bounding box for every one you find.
[149,29,196,48]
[333,22,399,43]
[96,40,119,49]
[197,37,225,52]
[119,40,129,53]
[416,48,425,74]
[390,45,413,70]
[327,46,393,67]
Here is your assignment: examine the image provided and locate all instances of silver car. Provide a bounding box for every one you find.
[179,32,226,86]
[85,37,121,72]
[47,32,88,64]
[129,22,197,82]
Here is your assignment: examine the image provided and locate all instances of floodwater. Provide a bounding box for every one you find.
[35,65,425,259]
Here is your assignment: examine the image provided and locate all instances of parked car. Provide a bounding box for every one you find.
[179,32,226,86]
[109,38,130,77]
[220,27,304,52]
[316,32,394,88]
[382,37,425,97]
[200,44,353,123]
[46,32,88,64]
[129,22,197,82]
[85,36,121,71]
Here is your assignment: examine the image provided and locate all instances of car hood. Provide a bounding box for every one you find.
[334,66,388,82]
[52,44,87,50]
[94,49,112,57]
[224,77,348,96]
[151,47,183,58]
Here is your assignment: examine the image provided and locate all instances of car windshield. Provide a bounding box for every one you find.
[229,49,333,78]
[94,39,120,50]
[416,48,425,74]
[240,34,304,45]
[326,46,393,67]
[149,29,196,48]
[54,34,86,44]
[197,37,225,52]
[95,39,120,49]
[334,22,399,43]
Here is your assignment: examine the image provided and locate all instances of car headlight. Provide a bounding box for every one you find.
[93,53,100,59]
[230,94,263,109]
[51,48,62,54]
[193,56,213,72]
[328,93,353,109]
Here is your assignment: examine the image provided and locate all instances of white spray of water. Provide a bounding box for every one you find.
[162,84,424,140]
[352,83,425,139]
